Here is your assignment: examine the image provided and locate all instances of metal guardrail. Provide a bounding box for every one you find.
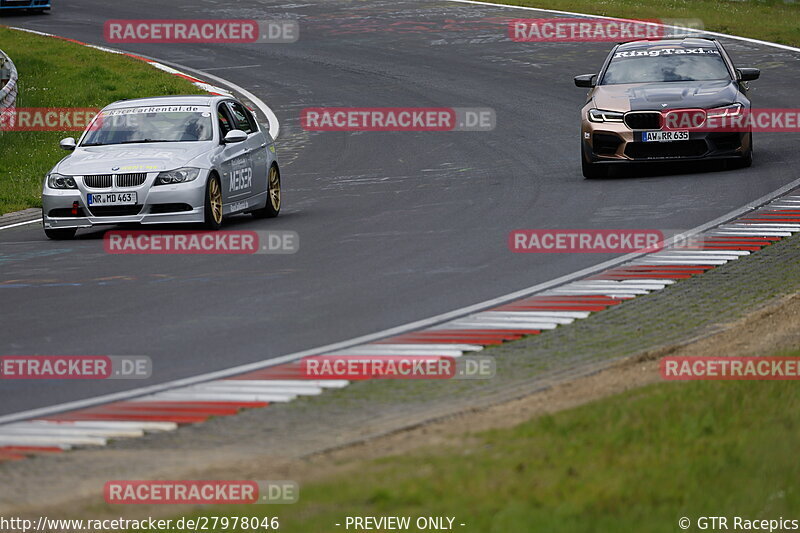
[0,48,18,130]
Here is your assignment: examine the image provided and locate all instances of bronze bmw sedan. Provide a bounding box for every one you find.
[574,37,759,178]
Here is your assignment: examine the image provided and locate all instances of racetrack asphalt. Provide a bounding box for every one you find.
[1,0,799,415]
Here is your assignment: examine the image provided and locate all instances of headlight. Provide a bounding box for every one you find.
[588,109,624,123]
[154,167,201,186]
[707,103,743,119]
[47,173,77,189]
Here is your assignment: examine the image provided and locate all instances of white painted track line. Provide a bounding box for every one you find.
[712,231,792,237]
[0,219,39,231]
[485,311,591,318]
[446,0,800,53]
[189,381,324,391]
[477,313,575,324]
[149,392,297,403]
[187,384,323,396]
[215,380,350,389]
[0,435,107,446]
[565,281,668,287]
[547,288,649,295]
[659,250,750,256]
[346,343,484,352]
[442,320,560,329]
[0,425,144,438]
[34,420,178,431]
[331,346,474,356]
[646,255,741,261]
[632,257,728,263]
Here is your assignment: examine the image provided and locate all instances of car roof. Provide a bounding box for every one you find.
[617,37,718,50]
[103,94,231,110]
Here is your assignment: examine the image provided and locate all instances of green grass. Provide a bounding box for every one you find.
[499,0,800,47]
[0,27,205,214]
[182,351,800,532]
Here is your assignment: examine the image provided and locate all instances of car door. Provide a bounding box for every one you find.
[216,101,253,210]
[226,101,269,203]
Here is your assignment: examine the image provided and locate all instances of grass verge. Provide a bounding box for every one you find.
[497,0,800,48]
[185,351,800,532]
[0,27,204,215]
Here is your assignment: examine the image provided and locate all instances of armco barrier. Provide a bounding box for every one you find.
[0,48,18,129]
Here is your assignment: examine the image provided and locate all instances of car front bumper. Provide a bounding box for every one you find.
[582,119,752,164]
[42,172,208,230]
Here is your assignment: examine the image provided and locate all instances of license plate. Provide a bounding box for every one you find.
[87,192,137,206]
[641,131,689,142]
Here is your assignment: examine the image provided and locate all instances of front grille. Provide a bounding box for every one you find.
[83,173,147,189]
[624,112,662,130]
[625,140,708,160]
[592,133,623,156]
[83,175,113,189]
[87,205,143,217]
[116,173,147,188]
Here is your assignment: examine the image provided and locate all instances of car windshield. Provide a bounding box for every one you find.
[81,105,214,146]
[601,46,731,84]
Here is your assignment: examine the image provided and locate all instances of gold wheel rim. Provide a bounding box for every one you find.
[209,178,223,224]
[268,167,281,211]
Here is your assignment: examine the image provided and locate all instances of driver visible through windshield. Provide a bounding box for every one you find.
[81,105,214,146]
[601,46,732,85]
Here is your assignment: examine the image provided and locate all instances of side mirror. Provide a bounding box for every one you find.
[224,129,248,143]
[737,68,760,81]
[59,137,76,151]
[574,74,597,88]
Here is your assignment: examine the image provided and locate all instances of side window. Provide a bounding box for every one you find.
[243,106,260,133]
[218,103,233,138]
[228,102,255,134]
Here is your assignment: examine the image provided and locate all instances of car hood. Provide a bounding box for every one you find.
[56,142,213,175]
[592,80,739,112]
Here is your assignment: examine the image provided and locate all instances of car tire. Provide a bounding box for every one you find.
[44,227,77,240]
[203,173,224,230]
[252,164,281,219]
[739,149,753,168]
[581,145,608,179]
[727,134,753,170]
[741,133,754,167]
